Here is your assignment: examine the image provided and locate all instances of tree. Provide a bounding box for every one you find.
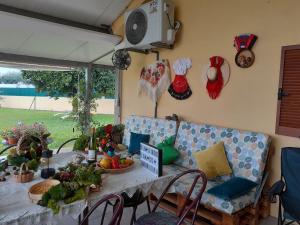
[0,72,24,84]
[22,70,84,98]
[92,68,115,98]
[22,68,115,99]
[22,67,116,133]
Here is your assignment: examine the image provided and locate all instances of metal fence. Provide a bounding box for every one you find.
[0,87,47,96]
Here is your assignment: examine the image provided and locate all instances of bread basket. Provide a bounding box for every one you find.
[28,179,60,203]
[14,163,34,183]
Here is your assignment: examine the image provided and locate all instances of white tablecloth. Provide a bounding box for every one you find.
[0,152,176,225]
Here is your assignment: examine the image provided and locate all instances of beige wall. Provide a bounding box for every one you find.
[116,0,300,216]
[1,96,114,114]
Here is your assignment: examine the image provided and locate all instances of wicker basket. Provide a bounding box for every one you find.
[28,179,60,203]
[17,134,47,155]
[14,163,34,183]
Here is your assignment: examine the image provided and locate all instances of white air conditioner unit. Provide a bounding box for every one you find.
[115,0,175,50]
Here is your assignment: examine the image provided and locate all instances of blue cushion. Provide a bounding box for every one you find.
[128,132,150,155]
[207,177,258,200]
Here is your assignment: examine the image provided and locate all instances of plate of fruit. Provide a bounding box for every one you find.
[98,155,134,173]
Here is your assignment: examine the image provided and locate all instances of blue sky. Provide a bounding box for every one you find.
[0,67,20,75]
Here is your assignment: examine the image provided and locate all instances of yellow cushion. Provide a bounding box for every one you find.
[192,142,232,179]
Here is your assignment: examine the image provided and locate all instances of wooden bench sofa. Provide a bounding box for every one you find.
[123,115,272,225]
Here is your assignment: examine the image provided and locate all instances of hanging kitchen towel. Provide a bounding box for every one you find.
[138,60,171,102]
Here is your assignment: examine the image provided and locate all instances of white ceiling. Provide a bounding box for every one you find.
[0,0,131,67]
[0,0,131,26]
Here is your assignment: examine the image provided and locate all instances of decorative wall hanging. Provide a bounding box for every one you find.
[138,60,171,103]
[234,34,257,68]
[168,58,192,100]
[202,56,230,99]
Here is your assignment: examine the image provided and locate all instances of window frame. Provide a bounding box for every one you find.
[275,44,300,137]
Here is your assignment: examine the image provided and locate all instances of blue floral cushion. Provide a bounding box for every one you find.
[174,121,271,183]
[136,212,183,225]
[167,165,257,214]
[123,116,177,147]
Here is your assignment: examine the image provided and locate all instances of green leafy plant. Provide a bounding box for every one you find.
[39,163,103,214]
[0,130,9,139]
[6,130,17,138]
[73,134,89,151]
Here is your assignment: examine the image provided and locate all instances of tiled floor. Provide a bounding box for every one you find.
[58,201,277,225]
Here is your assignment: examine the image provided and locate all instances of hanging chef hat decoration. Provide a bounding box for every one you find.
[168,58,192,100]
[202,56,230,100]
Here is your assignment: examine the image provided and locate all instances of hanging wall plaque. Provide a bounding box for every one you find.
[234,34,257,68]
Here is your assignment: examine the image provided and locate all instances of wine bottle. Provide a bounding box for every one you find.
[87,129,96,164]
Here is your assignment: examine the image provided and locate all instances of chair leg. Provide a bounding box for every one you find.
[82,206,89,225]
[278,200,283,225]
[100,201,109,225]
[146,197,151,213]
[130,205,138,225]
[78,214,81,225]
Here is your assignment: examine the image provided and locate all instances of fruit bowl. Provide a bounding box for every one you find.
[98,157,134,173]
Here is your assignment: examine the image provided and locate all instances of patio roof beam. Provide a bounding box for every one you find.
[0,52,114,70]
[0,3,111,34]
[0,52,88,69]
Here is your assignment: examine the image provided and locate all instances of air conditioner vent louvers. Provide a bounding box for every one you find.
[125,9,147,45]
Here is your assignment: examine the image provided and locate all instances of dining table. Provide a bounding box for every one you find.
[0,151,180,225]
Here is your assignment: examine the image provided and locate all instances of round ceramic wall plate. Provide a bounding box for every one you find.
[235,49,255,68]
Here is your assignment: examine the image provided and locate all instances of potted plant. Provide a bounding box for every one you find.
[111,124,125,144]
[7,130,18,145]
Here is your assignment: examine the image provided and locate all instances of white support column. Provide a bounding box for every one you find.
[83,64,93,134]
[114,69,122,124]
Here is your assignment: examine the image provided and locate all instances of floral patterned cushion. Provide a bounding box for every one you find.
[174,121,271,183]
[123,115,177,148]
[171,170,257,214]
[135,212,182,225]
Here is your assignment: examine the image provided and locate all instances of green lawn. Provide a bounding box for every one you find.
[0,108,114,150]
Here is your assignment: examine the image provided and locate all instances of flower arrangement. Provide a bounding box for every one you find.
[1,122,50,145]
[98,124,116,154]
[73,124,124,152]
[5,123,51,171]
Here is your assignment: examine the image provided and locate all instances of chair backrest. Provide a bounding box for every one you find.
[122,115,177,147]
[80,194,124,225]
[174,121,271,183]
[152,169,207,225]
[0,144,17,155]
[281,147,300,220]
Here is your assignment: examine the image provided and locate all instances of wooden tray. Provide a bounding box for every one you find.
[98,161,134,173]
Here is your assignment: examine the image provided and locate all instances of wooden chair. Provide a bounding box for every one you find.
[101,189,151,225]
[56,137,78,154]
[79,194,124,225]
[135,169,207,225]
[0,144,16,155]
